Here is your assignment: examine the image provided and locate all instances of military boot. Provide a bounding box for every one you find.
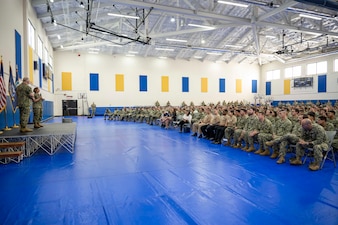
[309,163,320,171]
[246,146,256,152]
[254,148,263,154]
[241,146,249,151]
[38,123,44,127]
[233,143,241,148]
[276,156,285,164]
[259,149,270,156]
[224,140,231,146]
[270,151,279,159]
[34,123,40,128]
[20,127,33,132]
[290,156,302,165]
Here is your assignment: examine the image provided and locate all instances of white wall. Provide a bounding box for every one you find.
[0,0,54,101]
[53,51,260,115]
[260,54,338,102]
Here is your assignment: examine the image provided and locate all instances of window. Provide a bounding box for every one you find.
[334,59,338,72]
[266,70,280,81]
[28,20,35,49]
[317,61,327,74]
[307,61,327,75]
[37,37,43,58]
[285,66,301,78]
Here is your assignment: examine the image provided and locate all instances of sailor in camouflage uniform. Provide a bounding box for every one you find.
[290,118,328,171]
[240,108,258,151]
[33,87,44,128]
[244,110,273,153]
[16,77,35,132]
[231,109,248,148]
[262,110,292,158]
[265,114,304,164]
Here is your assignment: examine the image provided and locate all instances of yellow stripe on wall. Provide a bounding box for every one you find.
[62,72,72,90]
[284,79,291,95]
[116,74,124,91]
[28,47,33,82]
[48,78,51,92]
[162,76,169,92]
[236,79,242,93]
[201,77,208,92]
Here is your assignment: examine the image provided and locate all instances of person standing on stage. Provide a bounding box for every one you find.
[16,77,35,132]
[33,87,44,128]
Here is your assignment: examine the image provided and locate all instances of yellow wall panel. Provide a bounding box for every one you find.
[236,79,242,93]
[28,47,33,82]
[162,76,169,92]
[116,74,124,91]
[284,79,291,95]
[62,72,72,90]
[201,78,208,92]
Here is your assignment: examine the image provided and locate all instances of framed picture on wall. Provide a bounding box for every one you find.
[294,77,313,88]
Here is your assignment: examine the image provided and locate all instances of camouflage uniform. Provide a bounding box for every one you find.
[278,122,303,157]
[241,114,258,148]
[255,118,273,150]
[295,123,328,164]
[16,81,33,129]
[231,115,247,146]
[33,92,43,125]
[265,118,292,154]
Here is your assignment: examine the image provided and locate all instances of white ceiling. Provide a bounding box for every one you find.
[31,0,338,65]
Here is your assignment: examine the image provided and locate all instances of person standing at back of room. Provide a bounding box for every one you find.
[33,87,44,128]
[91,102,96,117]
[16,77,35,132]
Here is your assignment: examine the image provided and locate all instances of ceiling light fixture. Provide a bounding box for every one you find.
[224,44,242,48]
[299,14,322,20]
[170,17,175,22]
[265,35,276,39]
[217,1,248,8]
[194,56,203,59]
[155,48,174,51]
[108,44,122,47]
[206,52,222,55]
[166,38,187,43]
[107,13,140,20]
[159,56,167,59]
[57,35,61,40]
[187,23,215,30]
[80,1,85,8]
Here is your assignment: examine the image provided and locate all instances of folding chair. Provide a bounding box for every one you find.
[320,131,337,169]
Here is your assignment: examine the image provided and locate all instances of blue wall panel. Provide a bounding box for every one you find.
[252,80,257,93]
[219,78,226,93]
[139,75,147,92]
[266,82,271,95]
[89,73,99,91]
[182,77,189,92]
[15,30,22,79]
[318,75,327,93]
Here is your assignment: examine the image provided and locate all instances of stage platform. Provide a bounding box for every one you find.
[0,123,77,157]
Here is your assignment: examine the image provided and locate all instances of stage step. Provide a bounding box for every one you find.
[0,142,25,164]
